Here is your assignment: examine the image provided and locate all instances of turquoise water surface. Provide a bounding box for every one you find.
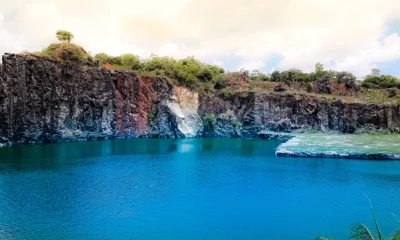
[1,138,400,239]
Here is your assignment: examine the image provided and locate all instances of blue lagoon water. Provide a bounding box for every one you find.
[0,138,400,239]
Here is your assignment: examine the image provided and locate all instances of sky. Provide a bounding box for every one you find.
[1,0,400,78]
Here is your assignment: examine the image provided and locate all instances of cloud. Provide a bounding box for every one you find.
[212,59,223,67]
[0,0,400,77]
[238,60,266,72]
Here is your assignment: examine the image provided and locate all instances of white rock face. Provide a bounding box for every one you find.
[166,87,202,137]
[166,101,185,118]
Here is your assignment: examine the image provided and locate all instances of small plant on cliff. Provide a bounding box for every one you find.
[56,30,74,43]
[148,108,157,128]
[230,120,242,135]
[307,82,313,93]
[203,114,217,132]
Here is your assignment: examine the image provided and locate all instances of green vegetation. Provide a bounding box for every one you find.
[148,108,157,128]
[245,63,361,86]
[203,114,217,132]
[56,30,74,43]
[362,74,400,89]
[39,43,92,64]
[29,30,91,64]
[92,52,225,91]
[306,82,313,92]
[361,68,400,89]
[24,31,400,103]
[317,196,400,240]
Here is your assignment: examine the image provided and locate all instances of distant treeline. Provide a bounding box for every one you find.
[25,28,400,92]
[95,52,400,90]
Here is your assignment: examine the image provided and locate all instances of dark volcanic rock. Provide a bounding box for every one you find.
[276,150,400,160]
[1,53,400,145]
[314,77,332,94]
[267,119,293,132]
[274,84,286,92]
[199,92,400,138]
[0,53,183,145]
[345,79,361,94]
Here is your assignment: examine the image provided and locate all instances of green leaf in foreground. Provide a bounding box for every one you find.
[365,194,384,240]
[391,230,400,240]
[349,223,375,240]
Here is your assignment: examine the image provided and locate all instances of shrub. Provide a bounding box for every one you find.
[208,65,225,74]
[203,114,216,132]
[95,53,111,63]
[197,67,213,82]
[143,55,166,71]
[306,82,313,92]
[40,43,90,64]
[281,69,311,83]
[120,54,142,69]
[315,62,324,78]
[317,196,400,240]
[56,30,74,43]
[380,75,399,88]
[336,71,356,84]
[271,70,281,82]
[109,56,122,65]
[362,75,399,89]
[214,77,227,90]
[172,57,202,87]
[186,74,197,85]
[249,70,270,81]
[259,73,271,81]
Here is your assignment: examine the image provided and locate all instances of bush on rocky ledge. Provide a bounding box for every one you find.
[38,43,93,65]
[203,114,217,133]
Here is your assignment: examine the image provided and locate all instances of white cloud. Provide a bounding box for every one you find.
[0,0,400,77]
[212,59,223,67]
[238,60,266,72]
[332,33,400,77]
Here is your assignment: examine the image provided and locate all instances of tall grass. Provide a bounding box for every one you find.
[317,195,400,240]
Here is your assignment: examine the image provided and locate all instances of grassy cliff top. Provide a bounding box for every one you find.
[19,43,400,105]
[25,43,93,65]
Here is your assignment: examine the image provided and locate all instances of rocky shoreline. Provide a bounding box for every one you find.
[0,53,400,150]
[275,149,400,160]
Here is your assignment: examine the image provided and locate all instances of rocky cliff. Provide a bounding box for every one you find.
[0,53,399,145]
[0,53,201,145]
[200,92,400,137]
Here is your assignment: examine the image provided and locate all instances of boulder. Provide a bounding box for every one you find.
[314,77,332,94]
[274,84,287,92]
[267,119,293,132]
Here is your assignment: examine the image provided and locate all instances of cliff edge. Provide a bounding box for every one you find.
[0,54,399,145]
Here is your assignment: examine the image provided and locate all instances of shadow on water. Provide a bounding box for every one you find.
[198,138,284,156]
[0,138,180,172]
[0,138,285,172]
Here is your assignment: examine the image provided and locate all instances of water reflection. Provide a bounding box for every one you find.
[0,138,179,172]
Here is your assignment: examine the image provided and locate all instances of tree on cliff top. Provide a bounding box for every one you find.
[371,68,381,76]
[56,30,74,43]
[315,62,324,78]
